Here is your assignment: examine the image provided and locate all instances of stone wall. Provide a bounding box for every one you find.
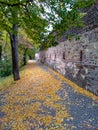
[39,27,98,95]
[38,2,98,96]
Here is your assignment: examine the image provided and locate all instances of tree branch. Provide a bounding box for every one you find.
[0,1,23,6]
[0,0,33,7]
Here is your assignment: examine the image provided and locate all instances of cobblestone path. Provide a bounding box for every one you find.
[0,61,98,130]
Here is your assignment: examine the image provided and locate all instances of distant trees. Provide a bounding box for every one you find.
[0,32,3,60]
[0,31,12,77]
[18,30,34,66]
[0,45,2,60]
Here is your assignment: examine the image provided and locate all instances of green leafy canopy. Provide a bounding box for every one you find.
[0,0,96,47]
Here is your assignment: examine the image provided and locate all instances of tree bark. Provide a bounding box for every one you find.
[10,24,20,81]
[23,48,28,66]
[0,45,2,60]
[29,55,32,60]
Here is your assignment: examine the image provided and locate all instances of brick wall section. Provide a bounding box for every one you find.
[38,2,98,96]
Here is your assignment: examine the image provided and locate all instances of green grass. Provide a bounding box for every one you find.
[0,67,24,91]
[0,63,31,92]
[0,75,15,91]
[0,66,26,91]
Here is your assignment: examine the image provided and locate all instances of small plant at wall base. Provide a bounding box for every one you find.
[66,34,81,41]
[40,40,58,50]
[67,34,75,41]
[75,35,81,40]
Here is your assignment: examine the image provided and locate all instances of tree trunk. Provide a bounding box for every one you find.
[10,24,20,81]
[23,48,28,66]
[0,45,2,60]
[29,56,32,60]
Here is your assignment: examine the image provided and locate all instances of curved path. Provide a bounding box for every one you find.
[0,61,98,130]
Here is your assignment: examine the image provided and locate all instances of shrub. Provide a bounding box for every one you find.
[0,58,12,77]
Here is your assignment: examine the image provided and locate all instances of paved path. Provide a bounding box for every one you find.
[0,62,98,130]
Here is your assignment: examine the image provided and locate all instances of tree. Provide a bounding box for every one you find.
[0,31,3,60]
[0,0,47,81]
[18,30,34,66]
[41,0,96,34]
[0,45,2,60]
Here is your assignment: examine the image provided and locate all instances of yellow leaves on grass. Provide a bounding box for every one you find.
[0,76,14,91]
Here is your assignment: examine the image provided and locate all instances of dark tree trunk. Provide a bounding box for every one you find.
[0,45,2,60]
[10,24,20,81]
[29,56,32,60]
[23,48,28,66]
